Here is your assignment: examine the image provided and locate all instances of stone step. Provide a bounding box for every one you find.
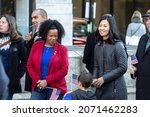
[13,92,31,100]
[13,86,136,100]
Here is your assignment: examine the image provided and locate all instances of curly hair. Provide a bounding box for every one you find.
[0,14,19,40]
[39,19,65,43]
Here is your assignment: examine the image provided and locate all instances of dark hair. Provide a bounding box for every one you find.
[34,8,48,19]
[0,14,19,40]
[78,72,93,89]
[39,19,65,43]
[95,14,120,44]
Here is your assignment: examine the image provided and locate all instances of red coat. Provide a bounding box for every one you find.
[27,41,69,94]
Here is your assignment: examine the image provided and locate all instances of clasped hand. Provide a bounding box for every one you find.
[37,80,47,90]
[128,65,137,74]
[92,77,104,88]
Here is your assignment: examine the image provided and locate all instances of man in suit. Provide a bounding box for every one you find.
[129,9,150,100]
[24,9,48,91]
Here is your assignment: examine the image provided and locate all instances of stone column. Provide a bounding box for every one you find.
[16,0,29,37]
[36,0,73,45]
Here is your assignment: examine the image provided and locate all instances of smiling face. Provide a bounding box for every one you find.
[0,17,9,34]
[98,19,110,40]
[45,29,58,47]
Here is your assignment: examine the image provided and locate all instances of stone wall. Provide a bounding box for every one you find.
[36,0,73,45]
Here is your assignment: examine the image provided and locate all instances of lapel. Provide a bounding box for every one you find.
[138,37,147,58]
[142,37,150,58]
[144,44,150,56]
[36,41,45,73]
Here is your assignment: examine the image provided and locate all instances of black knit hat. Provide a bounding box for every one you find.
[143,9,150,17]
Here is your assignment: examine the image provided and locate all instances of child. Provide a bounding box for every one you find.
[63,72,96,100]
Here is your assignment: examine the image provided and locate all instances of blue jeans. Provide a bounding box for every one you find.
[31,87,64,100]
[7,93,14,100]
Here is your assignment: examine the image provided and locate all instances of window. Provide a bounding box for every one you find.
[0,0,15,16]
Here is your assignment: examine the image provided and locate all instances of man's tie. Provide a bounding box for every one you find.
[145,39,150,51]
[145,33,150,51]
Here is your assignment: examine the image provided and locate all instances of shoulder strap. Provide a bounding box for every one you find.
[0,40,11,48]
[131,24,142,36]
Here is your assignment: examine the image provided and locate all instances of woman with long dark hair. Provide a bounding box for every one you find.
[92,14,128,100]
[0,14,27,99]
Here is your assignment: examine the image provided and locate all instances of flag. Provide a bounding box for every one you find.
[131,54,138,65]
[49,87,61,100]
[72,74,78,85]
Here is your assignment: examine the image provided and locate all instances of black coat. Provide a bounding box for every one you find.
[7,37,27,93]
[24,35,34,91]
[71,88,96,100]
[24,33,41,91]
[93,41,128,100]
[135,34,150,100]
[83,32,99,74]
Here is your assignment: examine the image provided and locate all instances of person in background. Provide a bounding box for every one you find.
[82,32,99,74]
[24,8,48,92]
[92,14,128,100]
[0,14,27,100]
[126,10,146,46]
[63,71,96,100]
[0,57,9,100]
[27,19,69,100]
[129,9,150,100]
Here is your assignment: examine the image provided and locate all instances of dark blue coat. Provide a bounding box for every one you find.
[135,34,150,100]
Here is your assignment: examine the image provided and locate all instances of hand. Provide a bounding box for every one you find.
[37,80,47,90]
[92,79,98,87]
[25,32,32,43]
[92,77,104,88]
[128,65,137,74]
[34,36,40,42]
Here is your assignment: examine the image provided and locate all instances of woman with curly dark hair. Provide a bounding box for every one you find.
[27,19,69,100]
[0,14,27,100]
[92,14,128,100]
